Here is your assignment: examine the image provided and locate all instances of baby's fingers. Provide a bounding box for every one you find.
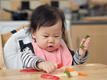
[84,38,91,49]
[42,62,57,73]
[80,38,86,45]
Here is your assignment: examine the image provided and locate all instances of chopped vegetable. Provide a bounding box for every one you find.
[64,70,71,78]
[54,73,66,77]
[70,71,78,77]
[57,64,63,69]
[80,35,90,49]
[80,43,84,49]
[78,72,88,76]
[65,67,87,77]
[65,67,75,72]
[84,35,90,39]
[41,74,60,80]
[20,69,38,72]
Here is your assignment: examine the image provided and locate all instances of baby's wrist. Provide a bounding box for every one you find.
[37,61,45,70]
[79,48,86,57]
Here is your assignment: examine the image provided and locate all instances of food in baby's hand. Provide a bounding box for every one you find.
[84,35,90,39]
[80,43,84,49]
[80,35,90,49]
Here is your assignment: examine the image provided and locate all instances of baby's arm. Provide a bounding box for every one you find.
[21,46,44,70]
[79,35,90,57]
[69,49,88,65]
[70,35,90,65]
[21,43,57,73]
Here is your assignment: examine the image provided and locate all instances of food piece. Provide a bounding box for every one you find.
[20,69,38,72]
[54,73,66,77]
[70,71,78,77]
[65,67,75,72]
[78,72,88,76]
[64,70,71,78]
[64,70,78,77]
[84,35,90,39]
[57,64,63,69]
[41,74,60,80]
[80,43,84,49]
[80,35,90,49]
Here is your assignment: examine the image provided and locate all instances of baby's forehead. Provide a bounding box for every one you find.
[41,30,61,34]
[39,26,62,32]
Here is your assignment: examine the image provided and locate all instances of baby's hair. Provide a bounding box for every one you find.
[30,4,65,32]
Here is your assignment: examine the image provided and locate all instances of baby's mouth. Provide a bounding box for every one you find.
[48,45,54,48]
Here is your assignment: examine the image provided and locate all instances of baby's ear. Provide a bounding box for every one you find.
[32,33,35,39]
[30,29,36,38]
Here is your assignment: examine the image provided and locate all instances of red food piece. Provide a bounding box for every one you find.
[41,74,60,80]
[57,64,63,69]
[20,69,38,72]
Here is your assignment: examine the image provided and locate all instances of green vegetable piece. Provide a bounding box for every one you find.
[80,35,90,49]
[64,70,71,78]
[80,43,84,49]
[84,35,90,39]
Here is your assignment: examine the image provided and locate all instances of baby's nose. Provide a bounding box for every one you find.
[48,37,54,43]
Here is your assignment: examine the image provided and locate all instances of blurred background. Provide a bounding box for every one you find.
[0,0,107,21]
[0,0,107,65]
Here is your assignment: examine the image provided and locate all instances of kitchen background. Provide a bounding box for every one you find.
[0,0,107,21]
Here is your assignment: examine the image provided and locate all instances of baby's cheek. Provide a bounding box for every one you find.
[55,42,61,48]
[37,42,46,49]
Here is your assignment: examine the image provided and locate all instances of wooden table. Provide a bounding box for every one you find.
[0,63,107,80]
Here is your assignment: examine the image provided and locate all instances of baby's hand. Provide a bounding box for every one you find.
[37,61,57,73]
[79,35,91,57]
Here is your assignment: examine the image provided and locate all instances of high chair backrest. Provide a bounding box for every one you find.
[2,24,30,47]
[0,24,29,70]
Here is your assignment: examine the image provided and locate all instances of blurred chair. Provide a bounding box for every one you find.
[1,24,29,47]
[0,24,29,70]
[0,34,6,70]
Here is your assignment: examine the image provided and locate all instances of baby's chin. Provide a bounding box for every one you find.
[46,48,58,52]
[46,49,56,52]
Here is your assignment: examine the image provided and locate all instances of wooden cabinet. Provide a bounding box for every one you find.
[71,24,107,65]
[89,0,107,5]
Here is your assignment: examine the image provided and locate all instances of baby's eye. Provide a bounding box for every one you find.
[43,35,48,37]
[54,36,59,37]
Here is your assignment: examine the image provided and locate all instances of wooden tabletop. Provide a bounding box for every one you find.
[0,63,107,80]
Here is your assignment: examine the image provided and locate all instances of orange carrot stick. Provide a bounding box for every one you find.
[65,67,75,72]
[78,72,88,76]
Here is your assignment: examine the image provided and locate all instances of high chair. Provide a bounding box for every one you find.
[0,24,29,70]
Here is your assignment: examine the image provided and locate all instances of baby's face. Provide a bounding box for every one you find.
[32,20,62,52]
